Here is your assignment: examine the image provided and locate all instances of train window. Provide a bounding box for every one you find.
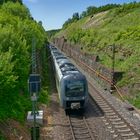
[56,56,66,60]
[65,81,85,97]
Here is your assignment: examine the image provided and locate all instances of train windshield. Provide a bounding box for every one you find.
[65,81,85,97]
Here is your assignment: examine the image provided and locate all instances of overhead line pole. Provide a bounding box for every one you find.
[32,37,37,140]
[110,44,115,94]
[27,37,42,140]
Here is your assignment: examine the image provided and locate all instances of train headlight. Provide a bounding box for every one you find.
[66,97,70,100]
[82,96,85,100]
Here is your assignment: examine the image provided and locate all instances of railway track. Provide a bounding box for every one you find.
[88,81,140,140]
[61,45,140,139]
[51,43,140,139]
[64,51,140,139]
[67,114,95,140]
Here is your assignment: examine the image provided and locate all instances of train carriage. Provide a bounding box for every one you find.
[49,45,88,110]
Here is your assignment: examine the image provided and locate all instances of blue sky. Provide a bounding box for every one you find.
[23,0,140,31]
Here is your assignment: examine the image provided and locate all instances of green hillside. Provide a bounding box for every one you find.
[0,1,49,139]
[54,2,140,108]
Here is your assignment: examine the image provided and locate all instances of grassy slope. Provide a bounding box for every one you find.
[55,6,140,108]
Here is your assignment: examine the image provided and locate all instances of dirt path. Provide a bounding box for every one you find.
[40,56,70,140]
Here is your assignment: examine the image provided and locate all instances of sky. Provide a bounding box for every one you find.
[23,0,140,31]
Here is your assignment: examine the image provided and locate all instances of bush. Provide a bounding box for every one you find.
[0,2,47,121]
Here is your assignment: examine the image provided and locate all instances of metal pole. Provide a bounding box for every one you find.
[110,44,115,94]
[32,93,36,140]
[32,37,37,140]
[32,37,36,74]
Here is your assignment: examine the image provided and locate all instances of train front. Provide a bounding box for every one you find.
[61,72,88,110]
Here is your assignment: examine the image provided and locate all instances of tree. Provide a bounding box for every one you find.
[0,1,47,120]
[80,11,87,18]
[0,0,22,5]
[72,12,80,21]
[1,2,30,19]
[62,13,79,28]
[86,6,97,16]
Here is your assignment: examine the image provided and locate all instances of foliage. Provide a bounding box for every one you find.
[67,27,85,43]
[0,132,5,140]
[82,4,120,17]
[38,46,50,105]
[1,2,30,19]
[0,1,47,121]
[47,29,61,40]
[116,26,140,41]
[62,12,80,29]
[62,4,120,28]
[127,93,140,109]
[63,2,140,68]
[113,1,140,15]
[0,0,22,5]
[62,2,140,29]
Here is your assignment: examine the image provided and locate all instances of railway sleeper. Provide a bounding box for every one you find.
[105,112,116,116]
[71,120,84,123]
[96,102,107,106]
[74,129,89,133]
[106,115,119,118]
[104,110,114,113]
[112,121,124,125]
[117,128,131,132]
[120,132,134,137]
[114,124,127,128]
[72,123,85,126]
[109,118,121,121]
[102,107,112,110]
[75,134,91,139]
[124,137,139,140]
[72,125,87,129]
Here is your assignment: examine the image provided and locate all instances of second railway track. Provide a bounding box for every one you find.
[88,80,140,140]
[67,51,140,139]
[65,45,140,139]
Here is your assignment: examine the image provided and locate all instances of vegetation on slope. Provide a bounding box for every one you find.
[62,4,120,29]
[0,0,22,5]
[54,2,140,108]
[47,29,61,40]
[0,1,49,139]
[0,1,47,122]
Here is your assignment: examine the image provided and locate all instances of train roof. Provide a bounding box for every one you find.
[58,59,70,66]
[50,45,86,79]
[56,58,67,63]
[52,51,62,56]
[55,56,66,60]
[63,71,86,81]
[49,45,57,50]
[59,62,79,75]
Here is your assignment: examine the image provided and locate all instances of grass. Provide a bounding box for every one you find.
[0,90,31,122]
[0,45,51,139]
[127,93,140,108]
[38,46,51,106]
[0,131,5,140]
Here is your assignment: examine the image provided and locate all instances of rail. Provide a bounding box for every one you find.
[67,115,95,140]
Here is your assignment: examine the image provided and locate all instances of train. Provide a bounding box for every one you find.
[49,44,88,111]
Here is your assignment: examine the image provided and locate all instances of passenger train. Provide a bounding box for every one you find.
[49,45,88,111]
